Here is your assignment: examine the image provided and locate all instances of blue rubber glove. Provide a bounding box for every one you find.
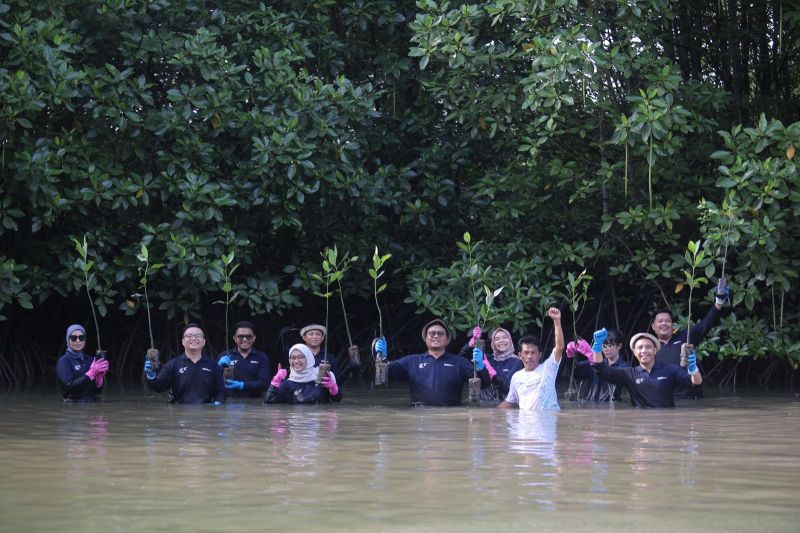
[375,337,387,361]
[217,355,231,367]
[225,379,244,391]
[144,359,156,380]
[715,277,732,306]
[472,347,485,370]
[212,401,223,406]
[687,352,699,375]
[592,328,608,353]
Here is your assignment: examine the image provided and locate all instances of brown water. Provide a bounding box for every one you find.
[1,386,798,532]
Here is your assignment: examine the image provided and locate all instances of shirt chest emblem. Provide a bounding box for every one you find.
[74,364,81,370]
[250,360,259,364]
[443,363,454,367]
[202,367,212,372]
[418,362,428,369]
[179,367,188,374]
[635,377,645,384]
[657,376,667,380]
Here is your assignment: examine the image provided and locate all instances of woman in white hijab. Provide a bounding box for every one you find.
[265,344,341,404]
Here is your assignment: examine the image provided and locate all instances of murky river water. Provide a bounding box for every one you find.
[1,385,798,532]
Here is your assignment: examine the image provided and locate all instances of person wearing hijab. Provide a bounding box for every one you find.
[459,327,523,402]
[56,324,109,402]
[265,344,342,404]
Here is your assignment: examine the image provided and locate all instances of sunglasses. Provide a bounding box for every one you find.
[235,334,253,340]
[69,335,86,342]
[426,330,447,338]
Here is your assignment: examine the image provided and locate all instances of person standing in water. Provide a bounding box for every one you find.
[265,344,341,404]
[216,320,271,398]
[572,329,630,402]
[56,324,109,402]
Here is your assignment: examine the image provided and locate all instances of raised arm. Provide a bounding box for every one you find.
[549,308,564,362]
[591,328,607,365]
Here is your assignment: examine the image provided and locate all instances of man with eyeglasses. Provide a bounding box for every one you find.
[143,323,225,404]
[374,319,490,406]
[216,321,271,398]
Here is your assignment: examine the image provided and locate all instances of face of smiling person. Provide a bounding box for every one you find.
[602,341,621,363]
[182,327,206,356]
[289,349,308,372]
[493,331,511,352]
[424,326,449,354]
[651,312,673,341]
[303,329,324,350]
[233,327,255,354]
[68,331,87,353]
[633,338,657,370]
[519,343,542,371]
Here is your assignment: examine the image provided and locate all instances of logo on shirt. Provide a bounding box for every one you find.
[179,367,187,374]
[74,364,81,370]
[635,378,645,384]
[657,376,667,380]
[250,360,258,364]
[202,367,211,372]
[418,362,428,369]
[443,363,453,367]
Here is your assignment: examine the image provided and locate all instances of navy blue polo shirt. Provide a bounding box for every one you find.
[656,305,720,366]
[594,361,696,408]
[223,349,271,397]
[388,351,486,406]
[487,356,524,398]
[150,353,225,404]
[56,350,102,402]
[264,379,342,404]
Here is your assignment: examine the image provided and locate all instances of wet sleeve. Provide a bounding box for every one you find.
[265,384,289,404]
[212,364,225,403]
[150,359,175,393]
[56,356,91,395]
[387,356,409,382]
[504,374,519,404]
[594,364,633,387]
[688,304,721,345]
[574,361,592,380]
[673,365,695,390]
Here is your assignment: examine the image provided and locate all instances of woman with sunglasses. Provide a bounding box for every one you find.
[56,324,109,402]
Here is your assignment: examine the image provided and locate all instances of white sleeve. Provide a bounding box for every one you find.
[504,372,520,404]
[544,349,560,380]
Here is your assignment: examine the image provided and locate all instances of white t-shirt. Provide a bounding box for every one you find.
[505,350,561,410]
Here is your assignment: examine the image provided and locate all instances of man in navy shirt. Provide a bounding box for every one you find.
[144,323,225,404]
[376,319,490,406]
[301,323,339,378]
[591,330,702,408]
[217,320,271,398]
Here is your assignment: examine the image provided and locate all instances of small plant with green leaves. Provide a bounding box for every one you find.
[561,270,592,401]
[212,251,239,352]
[311,246,348,380]
[678,239,711,365]
[328,246,360,365]
[137,243,163,369]
[70,235,104,355]
[369,246,391,385]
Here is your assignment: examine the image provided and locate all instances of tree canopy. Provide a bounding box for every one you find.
[1,0,799,385]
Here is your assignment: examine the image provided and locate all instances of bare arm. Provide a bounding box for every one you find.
[548,308,564,362]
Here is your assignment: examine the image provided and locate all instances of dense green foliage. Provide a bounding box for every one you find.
[1,0,799,386]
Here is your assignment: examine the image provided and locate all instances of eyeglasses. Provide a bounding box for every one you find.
[427,330,447,338]
[235,335,253,340]
[69,335,86,342]
[183,334,205,341]
[289,355,306,362]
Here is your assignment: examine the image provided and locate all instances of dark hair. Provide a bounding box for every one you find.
[518,334,541,351]
[650,308,673,323]
[606,329,624,345]
[234,320,255,332]
[182,322,203,336]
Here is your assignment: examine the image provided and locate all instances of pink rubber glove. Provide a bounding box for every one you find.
[469,325,482,348]
[95,375,105,388]
[85,358,109,380]
[271,363,287,387]
[320,371,339,396]
[483,355,497,380]
[576,339,593,359]
[566,341,577,358]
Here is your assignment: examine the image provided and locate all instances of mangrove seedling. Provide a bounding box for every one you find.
[369,246,391,385]
[137,243,163,371]
[562,270,592,401]
[213,252,239,379]
[312,247,345,383]
[677,240,710,366]
[71,235,104,356]
[327,246,360,366]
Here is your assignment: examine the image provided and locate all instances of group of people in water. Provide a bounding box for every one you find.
[57,278,731,409]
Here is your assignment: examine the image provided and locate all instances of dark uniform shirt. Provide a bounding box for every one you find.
[223,349,271,398]
[56,350,102,402]
[150,353,225,404]
[594,361,696,408]
[657,305,721,366]
[264,380,342,405]
[388,351,490,406]
[575,358,630,401]
[457,343,523,402]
